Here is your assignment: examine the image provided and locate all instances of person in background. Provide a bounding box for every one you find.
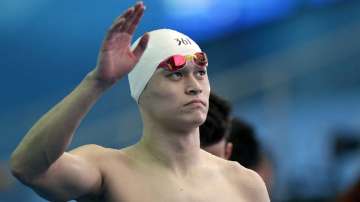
[200,92,233,159]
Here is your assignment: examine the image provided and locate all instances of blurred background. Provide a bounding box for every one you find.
[1,0,359,201]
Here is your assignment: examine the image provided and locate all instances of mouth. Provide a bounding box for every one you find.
[184,99,206,107]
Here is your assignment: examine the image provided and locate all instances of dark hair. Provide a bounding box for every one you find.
[228,118,260,169]
[200,92,232,147]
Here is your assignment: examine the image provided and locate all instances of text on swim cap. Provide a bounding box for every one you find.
[174,38,192,46]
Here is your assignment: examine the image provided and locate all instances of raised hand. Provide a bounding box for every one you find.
[94,2,149,85]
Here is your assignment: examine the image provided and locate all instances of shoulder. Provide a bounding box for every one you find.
[202,151,249,176]
[224,161,260,183]
[70,144,108,154]
[203,153,269,201]
[69,144,122,164]
[224,161,270,202]
[70,144,108,158]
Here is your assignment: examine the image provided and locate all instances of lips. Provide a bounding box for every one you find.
[184,99,206,107]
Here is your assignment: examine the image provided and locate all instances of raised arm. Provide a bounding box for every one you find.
[10,2,149,201]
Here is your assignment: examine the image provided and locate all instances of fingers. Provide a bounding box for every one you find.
[118,7,134,24]
[109,2,144,34]
[132,33,149,59]
[126,4,145,34]
[123,2,145,34]
[110,7,134,32]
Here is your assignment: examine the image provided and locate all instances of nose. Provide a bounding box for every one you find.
[185,76,202,96]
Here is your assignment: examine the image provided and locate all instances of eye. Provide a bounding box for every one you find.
[168,72,183,80]
[196,70,207,78]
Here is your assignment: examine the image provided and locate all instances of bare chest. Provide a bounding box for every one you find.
[101,168,246,202]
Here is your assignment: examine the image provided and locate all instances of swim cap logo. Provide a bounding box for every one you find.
[175,38,192,46]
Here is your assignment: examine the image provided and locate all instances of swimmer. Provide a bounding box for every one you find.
[10,2,269,201]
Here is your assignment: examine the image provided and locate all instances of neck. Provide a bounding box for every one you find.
[136,121,202,176]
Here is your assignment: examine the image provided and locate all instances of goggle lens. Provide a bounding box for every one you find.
[158,52,208,71]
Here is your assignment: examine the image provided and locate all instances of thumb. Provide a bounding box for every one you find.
[132,33,149,59]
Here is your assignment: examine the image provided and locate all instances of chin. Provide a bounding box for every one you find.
[164,115,205,133]
[185,112,207,126]
[164,108,207,129]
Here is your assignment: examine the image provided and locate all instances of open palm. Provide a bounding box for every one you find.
[95,2,149,84]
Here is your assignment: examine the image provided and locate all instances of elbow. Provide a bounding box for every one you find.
[10,152,31,184]
[10,145,52,185]
[10,152,23,178]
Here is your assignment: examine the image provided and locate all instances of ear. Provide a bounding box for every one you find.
[224,142,233,160]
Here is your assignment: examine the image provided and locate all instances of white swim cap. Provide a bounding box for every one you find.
[128,29,202,103]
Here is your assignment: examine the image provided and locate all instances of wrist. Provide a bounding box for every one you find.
[85,70,115,90]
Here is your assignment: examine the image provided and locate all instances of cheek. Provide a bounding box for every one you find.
[151,84,179,104]
[202,79,211,100]
[202,76,210,91]
[145,80,182,109]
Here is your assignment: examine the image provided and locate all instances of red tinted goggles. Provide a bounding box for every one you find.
[157,52,208,72]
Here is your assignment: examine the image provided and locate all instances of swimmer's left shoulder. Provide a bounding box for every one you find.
[224,161,270,202]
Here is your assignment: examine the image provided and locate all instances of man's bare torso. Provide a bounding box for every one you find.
[76,145,258,202]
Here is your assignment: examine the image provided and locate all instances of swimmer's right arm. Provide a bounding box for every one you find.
[10,2,149,201]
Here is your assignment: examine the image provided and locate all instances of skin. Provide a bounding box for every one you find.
[202,139,233,160]
[202,136,273,194]
[10,2,270,202]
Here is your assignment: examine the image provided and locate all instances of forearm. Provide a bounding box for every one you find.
[10,70,112,178]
